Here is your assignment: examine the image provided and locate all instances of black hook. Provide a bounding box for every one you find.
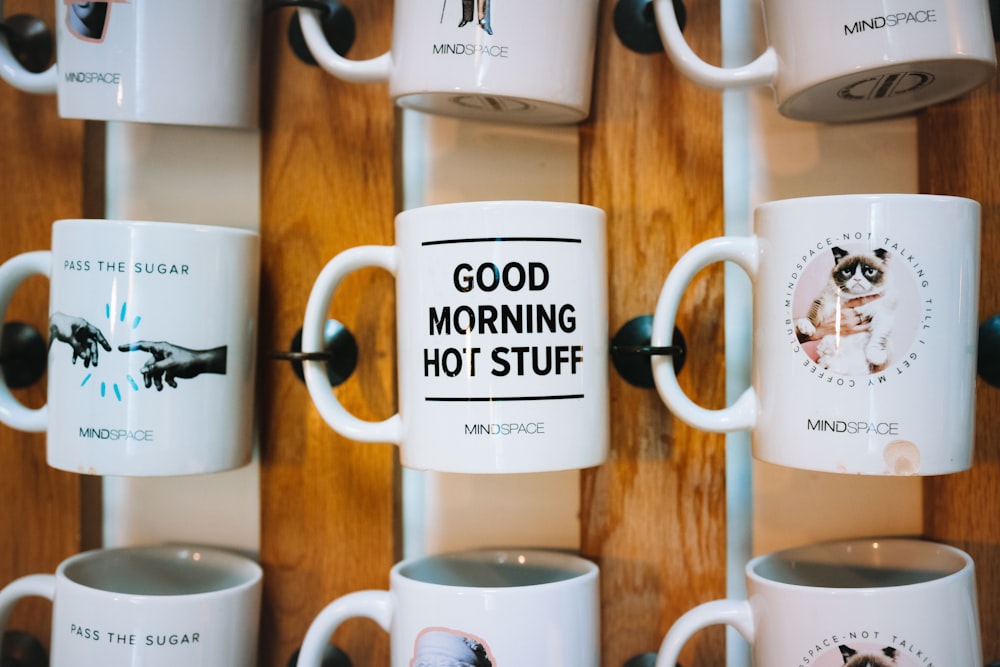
[266,0,356,66]
[978,314,1000,387]
[613,0,686,54]
[610,315,686,388]
[1,630,48,667]
[0,13,54,73]
[0,322,47,389]
[271,319,359,387]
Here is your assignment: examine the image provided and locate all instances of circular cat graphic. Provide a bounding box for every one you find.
[811,642,922,667]
[792,244,920,376]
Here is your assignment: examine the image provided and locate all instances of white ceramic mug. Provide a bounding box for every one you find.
[297,548,600,667]
[652,194,980,475]
[0,0,261,127]
[653,0,997,122]
[303,200,609,474]
[0,219,260,476]
[297,0,600,124]
[0,545,263,666]
[656,538,981,667]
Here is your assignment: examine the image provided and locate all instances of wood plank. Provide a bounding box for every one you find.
[918,72,1000,662]
[579,0,728,664]
[258,3,400,665]
[0,0,86,647]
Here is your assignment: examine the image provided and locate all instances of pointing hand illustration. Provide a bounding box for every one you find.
[118,341,227,391]
[49,312,112,368]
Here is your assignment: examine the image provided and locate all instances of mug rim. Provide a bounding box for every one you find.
[395,200,606,219]
[746,537,972,591]
[393,548,599,591]
[57,545,263,598]
[754,193,979,211]
[52,218,259,238]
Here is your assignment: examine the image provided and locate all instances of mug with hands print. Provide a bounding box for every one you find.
[0,219,260,476]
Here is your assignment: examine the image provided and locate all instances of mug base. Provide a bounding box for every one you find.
[396,92,589,125]
[778,57,997,123]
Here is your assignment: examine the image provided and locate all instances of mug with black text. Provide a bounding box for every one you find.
[652,194,980,475]
[656,538,982,667]
[297,548,600,667]
[0,219,260,476]
[0,0,261,127]
[0,545,262,667]
[303,200,609,474]
[653,0,997,122]
[296,0,600,124]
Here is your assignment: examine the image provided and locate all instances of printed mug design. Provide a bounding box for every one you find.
[790,241,924,380]
[411,628,496,667]
[50,292,228,401]
[451,0,493,35]
[835,8,941,102]
[800,638,933,667]
[434,0,534,113]
[788,237,931,475]
[65,2,113,42]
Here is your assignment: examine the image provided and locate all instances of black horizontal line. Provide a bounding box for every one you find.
[422,237,582,246]
[424,394,585,402]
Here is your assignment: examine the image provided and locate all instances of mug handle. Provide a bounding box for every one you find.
[655,599,754,667]
[297,7,392,83]
[0,32,57,94]
[0,251,49,432]
[302,245,402,444]
[0,574,56,633]
[296,591,392,667]
[651,236,758,432]
[652,0,777,89]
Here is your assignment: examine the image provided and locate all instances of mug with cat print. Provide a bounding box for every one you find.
[654,538,981,667]
[651,194,980,475]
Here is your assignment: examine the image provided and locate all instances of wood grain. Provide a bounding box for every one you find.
[580,0,728,664]
[918,71,1000,662]
[258,3,400,665]
[0,0,88,647]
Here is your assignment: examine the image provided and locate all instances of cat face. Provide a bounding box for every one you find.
[831,246,889,296]
[840,644,897,667]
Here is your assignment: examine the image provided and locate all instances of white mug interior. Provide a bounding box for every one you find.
[751,538,971,589]
[398,549,596,588]
[60,545,262,597]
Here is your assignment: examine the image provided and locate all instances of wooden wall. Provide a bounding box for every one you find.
[257,1,400,665]
[920,57,1000,663]
[580,0,727,664]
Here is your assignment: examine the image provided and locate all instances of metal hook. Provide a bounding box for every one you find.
[271,319,359,387]
[610,315,686,388]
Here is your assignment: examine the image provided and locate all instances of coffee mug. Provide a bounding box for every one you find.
[0,219,260,476]
[0,545,262,666]
[655,538,981,667]
[296,0,600,124]
[652,194,980,475]
[653,0,997,122]
[297,548,600,667]
[303,200,609,474]
[0,0,261,127]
